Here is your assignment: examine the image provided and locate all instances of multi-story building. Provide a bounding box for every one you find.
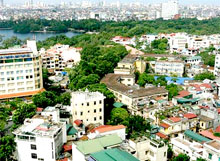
[0,40,44,100]
[124,136,168,161]
[71,90,106,125]
[214,54,220,76]
[203,140,220,161]
[161,0,178,20]
[40,44,81,74]
[101,73,168,115]
[155,60,184,77]
[13,114,67,161]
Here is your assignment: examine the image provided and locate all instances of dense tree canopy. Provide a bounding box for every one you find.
[0,135,16,161]
[2,18,220,36]
[194,72,215,80]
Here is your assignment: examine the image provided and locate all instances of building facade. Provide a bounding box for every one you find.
[13,115,66,161]
[0,40,43,100]
[71,90,106,125]
[155,61,184,77]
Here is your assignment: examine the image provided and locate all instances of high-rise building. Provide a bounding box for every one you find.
[161,0,178,20]
[0,40,44,100]
[0,0,3,7]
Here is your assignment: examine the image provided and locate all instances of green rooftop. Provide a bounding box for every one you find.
[66,124,78,135]
[113,102,125,108]
[76,134,123,155]
[184,130,210,143]
[177,98,200,104]
[90,148,140,161]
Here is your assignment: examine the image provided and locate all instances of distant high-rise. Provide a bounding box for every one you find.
[0,0,3,7]
[161,0,179,20]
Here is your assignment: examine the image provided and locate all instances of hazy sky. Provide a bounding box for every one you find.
[5,0,220,5]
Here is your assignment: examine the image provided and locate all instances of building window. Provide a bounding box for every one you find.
[31,153,37,159]
[80,112,83,116]
[94,109,96,113]
[100,116,102,120]
[88,110,90,113]
[99,108,102,112]
[145,151,148,155]
[94,117,96,121]
[87,102,89,106]
[31,144,37,150]
[164,152,166,157]
[99,100,102,104]
[81,103,84,106]
[94,101,96,105]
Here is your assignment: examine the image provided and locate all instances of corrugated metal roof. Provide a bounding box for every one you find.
[76,134,122,155]
[184,130,210,143]
[90,148,139,161]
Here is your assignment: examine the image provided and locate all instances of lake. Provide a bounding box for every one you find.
[0,29,80,42]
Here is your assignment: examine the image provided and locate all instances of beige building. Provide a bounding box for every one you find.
[0,40,44,100]
[101,73,168,114]
[71,90,106,125]
[125,136,168,161]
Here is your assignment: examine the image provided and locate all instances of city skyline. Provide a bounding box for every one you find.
[5,0,220,5]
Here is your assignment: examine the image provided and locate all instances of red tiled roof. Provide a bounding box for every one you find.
[183,113,197,119]
[216,125,220,133]
[156,132,168,139]
[63,145,72,152]
[169,117,181,123]
[200,130,220,141]
[199,106,210,109]
[160,123,170,129]
[191,84,201,91]
[177,90,190,98]
[217,108,220,114]
[57,158,68,161]
[36,107,43,112]
[91,125,126,133]
[74,119,82,126]
[201,83,212,89]
[0,88,45,100]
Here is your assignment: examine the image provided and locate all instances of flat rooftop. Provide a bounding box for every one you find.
[13,116,63,137]
[101,74,167,98]
[0,48,32,55]
[205,140,220,151]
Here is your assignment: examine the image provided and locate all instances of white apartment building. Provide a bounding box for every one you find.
[71,90,106,125]
[126,136,168,161]
[203,140,220,161]
[155,60,184,77]
[0,40,43,100]
[13,115,66,161]
[161,0,178,20]
[40,44,81,74]
[214,54,220,76]
[169,33,188,53]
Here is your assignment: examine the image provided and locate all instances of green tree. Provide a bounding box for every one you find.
[32,91,57,108]
[172,154,190,161]
[0,135,16,161]
[197,158,206,161]
[56,92,71,106]
[167,144,174,159]
[166,83,182,100]
[194,72,215,80]
[108,108,129,125]
[12,103,36,127]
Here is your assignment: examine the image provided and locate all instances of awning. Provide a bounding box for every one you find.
[113,102,125,108]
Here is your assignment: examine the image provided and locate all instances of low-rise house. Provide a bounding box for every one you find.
[72,134,123,161]
[203,140,220,161]
[88,125,126,140]
[124,136,168,161]
[88,148,139,161]
[159,114,198,137]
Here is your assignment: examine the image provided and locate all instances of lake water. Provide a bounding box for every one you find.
[0,29,80,42]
